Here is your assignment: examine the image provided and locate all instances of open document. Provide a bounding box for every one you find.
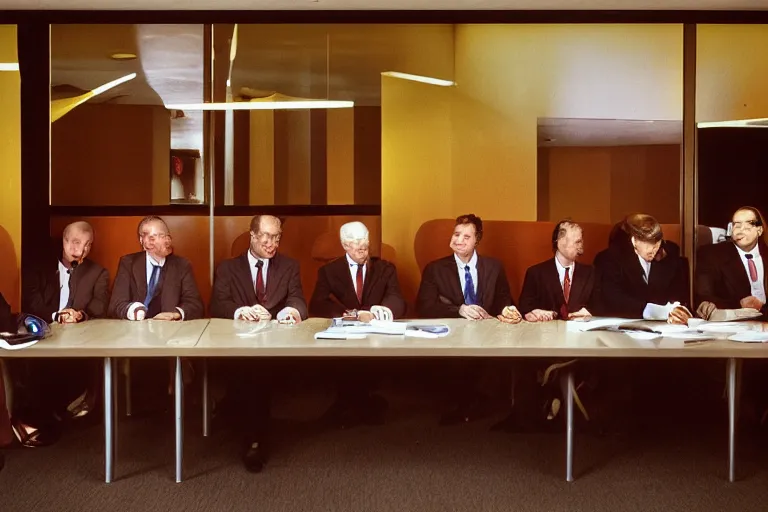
[314,319,451,340]
[567,317,712,342]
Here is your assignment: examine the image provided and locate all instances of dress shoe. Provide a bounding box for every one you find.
[243,442,267,473]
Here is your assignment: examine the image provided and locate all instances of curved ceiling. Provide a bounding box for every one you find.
[8,0,768,9]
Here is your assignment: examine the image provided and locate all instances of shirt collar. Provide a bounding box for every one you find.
[247,249,269,268]
[345,253,365,267]
[554,254,573,273]
[58,260,69,274]
[736,244,761,258]
[146,252,166,267]
[454,251,478,269]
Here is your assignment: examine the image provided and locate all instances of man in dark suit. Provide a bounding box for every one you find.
[417,214,521,323]
[519,220,598,321]
[498,221,599,432]
[19,221,109,425]
[594,213,690,323]
[696,206,768,318]
[108,216,204,321]
[24,221,109,324]
[210,214,307,473]
[417,214,522,425]
[310,221,406,428]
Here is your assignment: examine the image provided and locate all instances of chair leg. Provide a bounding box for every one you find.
[122,359,132,417]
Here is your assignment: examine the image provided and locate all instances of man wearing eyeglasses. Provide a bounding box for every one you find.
[210,214,307,473]
[697,206,768,317]
[109,215,204,321]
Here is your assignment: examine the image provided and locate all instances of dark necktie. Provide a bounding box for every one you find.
[144,264,160,307]
[463,265,477,305]
[355,264,364,304]
[560,267,571,320]
[255,260,266,303]
[745,254,758,282]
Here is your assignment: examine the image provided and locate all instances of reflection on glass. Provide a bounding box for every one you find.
[50,24,207,206]
[537,118,683,225]
[212,24,455,207]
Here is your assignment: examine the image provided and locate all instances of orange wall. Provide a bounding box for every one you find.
[51,104,170,206]
[538,145,681,224]
[0,25,20,311]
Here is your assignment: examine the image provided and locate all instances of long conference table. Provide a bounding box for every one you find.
[3,317,767,484]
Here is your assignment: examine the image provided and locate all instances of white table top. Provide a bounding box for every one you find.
[5,317,768,358]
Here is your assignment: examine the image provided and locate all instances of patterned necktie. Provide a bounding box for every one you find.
[144,264,160,307]
[463,265,477,305]
[745,254,758,282]
[254,260,265,303]
[355,264,364,304]
[560,267,571,320]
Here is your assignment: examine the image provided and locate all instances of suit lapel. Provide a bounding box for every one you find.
[336,256,360,305]
[362,259,380,305]
[67,260,81,308]
[443,257,464,305]
[546,258,565,305]
[239,252,258,305]
[133,253,148,303]
[724,243,752,297]
[569,262,587,307]
[265,254,286,307]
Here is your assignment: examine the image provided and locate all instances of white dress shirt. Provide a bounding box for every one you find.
[554,256,574,291]
[736,244,766,303]
[55,261,71,320]
[637,254,651,283]
[346,253,367,296]
[455,251,478,296]
[127,253,185,320]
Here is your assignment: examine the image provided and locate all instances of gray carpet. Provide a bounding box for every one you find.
[2,381,768,512]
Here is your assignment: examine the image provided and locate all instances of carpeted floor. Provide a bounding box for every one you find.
[2,361,768,512]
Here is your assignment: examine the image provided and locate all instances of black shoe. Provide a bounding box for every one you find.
[360,394,388,426]
[242,442,267,473]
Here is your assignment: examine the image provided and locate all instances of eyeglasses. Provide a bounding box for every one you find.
[732,220,760,231]
[143,233,172,242]
[254,232,281,243]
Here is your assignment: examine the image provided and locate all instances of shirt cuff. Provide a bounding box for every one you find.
[127,302,145,320]
[642,302,673,321]
[52,312,58,322]
[176,307,185,321]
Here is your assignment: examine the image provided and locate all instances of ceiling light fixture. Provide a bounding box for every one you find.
[110,53,137,61]
[381,71,455,87]
[0,63,19,71]
[51,72,137,122]
[698,118,768,128]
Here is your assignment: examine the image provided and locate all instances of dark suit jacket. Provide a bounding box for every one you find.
[416,254,514,318]
[0,293,11,446]
[23,258,109,322]
[108,251,204,320]
[518,258,600,316]
[309,256,406,319]
[210,252,308,320]
[593,240,689,318]
[696,240,768,315]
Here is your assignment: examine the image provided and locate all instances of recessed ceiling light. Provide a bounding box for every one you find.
[110,53,137,61]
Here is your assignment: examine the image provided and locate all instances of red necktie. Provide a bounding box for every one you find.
[746,254,758,282]
[356,264,364,304]
[255,260,265,303]
[560,267,571,320]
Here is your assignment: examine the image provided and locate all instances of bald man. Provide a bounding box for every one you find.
[23,221,109,323]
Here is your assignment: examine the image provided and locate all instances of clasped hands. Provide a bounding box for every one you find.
[236,305,302,324]
[524,307,592,323]
[131,308,182,321]
[56,308,84,324]
[458,304,523,324]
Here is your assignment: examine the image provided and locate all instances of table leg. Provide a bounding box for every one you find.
[175,356,184,483]
[202,358,210,437]
[728,357,740,483]
[124,358,132,417]
[104,357,115,483]
[566,369,574,482]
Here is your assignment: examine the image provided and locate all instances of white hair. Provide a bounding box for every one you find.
[340,222,369,243]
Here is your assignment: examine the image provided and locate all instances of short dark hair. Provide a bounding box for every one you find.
[551,220,580,252]
[137,216,169,238]
[454,213,483,243]
[733,206,765,227]
[249,214,285,234]
[621,213,663,244]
